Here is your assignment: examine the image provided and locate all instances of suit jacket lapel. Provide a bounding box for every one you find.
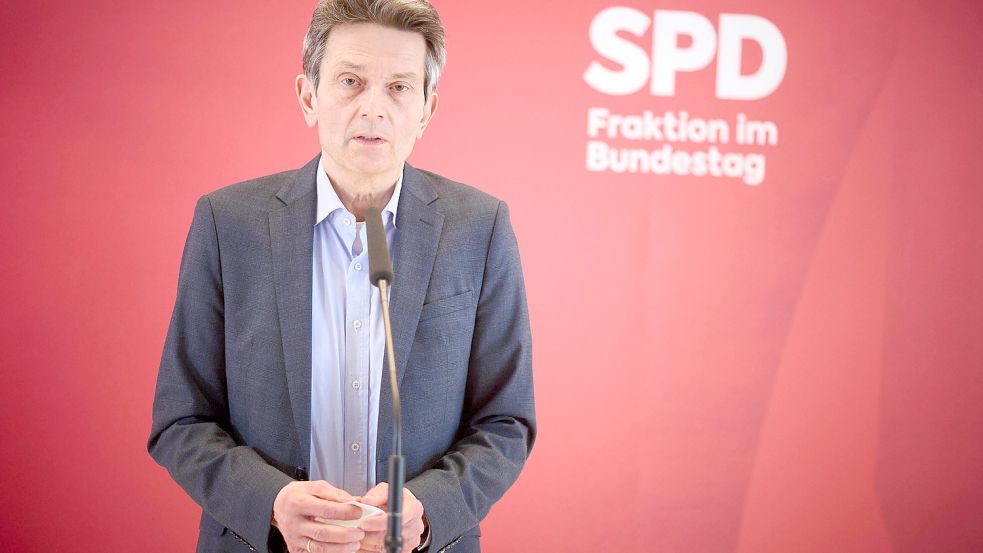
[377,163,444,461]
[269,154,319,468]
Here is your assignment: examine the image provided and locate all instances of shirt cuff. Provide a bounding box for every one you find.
[414,513,431,551]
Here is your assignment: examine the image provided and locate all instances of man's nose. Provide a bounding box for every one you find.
[358,84,386,120]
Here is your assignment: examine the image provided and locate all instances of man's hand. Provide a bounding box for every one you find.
[355,483,426,553]
[273,480,365,553]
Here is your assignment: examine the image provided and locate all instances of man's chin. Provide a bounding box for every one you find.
[345,162,402,181]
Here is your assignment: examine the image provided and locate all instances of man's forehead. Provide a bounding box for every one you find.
[322,23,426,79]
[331,60,420,81]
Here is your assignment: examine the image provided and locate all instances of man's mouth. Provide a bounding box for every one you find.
[353,134,387,145]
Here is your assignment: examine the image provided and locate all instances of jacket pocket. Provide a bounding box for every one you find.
[419,290,474,322]
[199,512,228,536]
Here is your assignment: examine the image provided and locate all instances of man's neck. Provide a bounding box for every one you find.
[322,163,400,222]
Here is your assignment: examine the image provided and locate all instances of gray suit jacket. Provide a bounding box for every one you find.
[148,154,535,553]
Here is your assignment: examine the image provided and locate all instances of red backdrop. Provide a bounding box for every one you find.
[2,1,982,551]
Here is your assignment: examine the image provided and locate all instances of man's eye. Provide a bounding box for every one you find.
[391,84,409,93]
[341,77,359,87]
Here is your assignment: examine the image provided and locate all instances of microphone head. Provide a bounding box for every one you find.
[364,206,394,286]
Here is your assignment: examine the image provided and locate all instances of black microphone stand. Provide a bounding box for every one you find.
[377,278,404,553]
[364,207,404,553]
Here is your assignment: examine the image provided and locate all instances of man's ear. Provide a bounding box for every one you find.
[295,74,318,128]
[417,91,439,138]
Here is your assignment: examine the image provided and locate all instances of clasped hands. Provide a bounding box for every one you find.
[273,480,426,553]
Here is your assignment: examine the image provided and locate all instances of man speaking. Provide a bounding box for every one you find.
[148,1,536,552]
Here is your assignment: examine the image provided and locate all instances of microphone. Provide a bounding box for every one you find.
[365,207,394,286]
[363,207,404,553]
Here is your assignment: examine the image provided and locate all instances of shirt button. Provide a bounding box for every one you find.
[354,262,362,271]
[351,442,361,453]
[352,380,361,390]
[344,218,352,226]
[353,320,362,329]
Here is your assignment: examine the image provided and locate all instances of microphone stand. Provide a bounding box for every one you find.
[364,207,404,553]
[377,278,404,553]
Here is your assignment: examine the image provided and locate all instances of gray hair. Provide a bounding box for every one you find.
[302,0,446,100]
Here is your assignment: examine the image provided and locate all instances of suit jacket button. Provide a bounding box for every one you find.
[295,467,308,480]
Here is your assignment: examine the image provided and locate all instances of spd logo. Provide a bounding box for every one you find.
[584,8,787,100]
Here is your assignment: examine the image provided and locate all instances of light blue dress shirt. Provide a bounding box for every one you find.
[310,157,401,496]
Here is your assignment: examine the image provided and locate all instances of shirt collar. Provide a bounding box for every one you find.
[315,156,403,228]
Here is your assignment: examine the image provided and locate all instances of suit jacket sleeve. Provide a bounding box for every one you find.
[404,201,537,551]
[147,195,292,552]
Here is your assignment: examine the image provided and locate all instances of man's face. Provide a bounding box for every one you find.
[299,22,438,182]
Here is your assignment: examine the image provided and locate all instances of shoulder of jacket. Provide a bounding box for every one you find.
[200,167,298,214]
[413,167,506,218]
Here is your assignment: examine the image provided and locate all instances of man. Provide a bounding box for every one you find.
[147,1,536,552]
